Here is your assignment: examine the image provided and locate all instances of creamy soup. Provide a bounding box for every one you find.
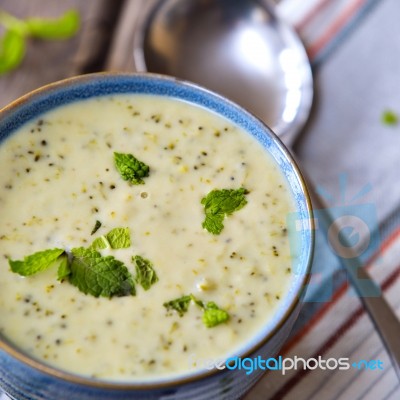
[0,95,294,381]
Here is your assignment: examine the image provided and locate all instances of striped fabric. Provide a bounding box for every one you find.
[279,0,380,64]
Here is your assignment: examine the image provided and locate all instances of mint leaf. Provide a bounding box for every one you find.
[69,247,135,298]
[133,255,158,290]
[202,213,224,235]
[90,227,131,250]
[189,294,204,308]
[201,188,248,234]
[0,10,29,36]
[188,296,229,328]
[0,30,26,75]
[57,255,71,281]
[381,109,399,126]
[91,220,102,236]
[202,302,229,328]
[90,236,108,250]
[114,152,150,185]
[9,248,65,276]
[106,227,131,249]
[163,295,192,317]
[0,9,80,75]
[25,10,80,40]
[164,294,230,327]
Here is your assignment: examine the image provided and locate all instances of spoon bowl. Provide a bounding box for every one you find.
[133,0,313,145]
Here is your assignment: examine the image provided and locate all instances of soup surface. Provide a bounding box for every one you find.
[0,95,295,381]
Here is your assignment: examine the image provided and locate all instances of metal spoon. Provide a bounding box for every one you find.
[134,0,400,378]
[133,0,313,146]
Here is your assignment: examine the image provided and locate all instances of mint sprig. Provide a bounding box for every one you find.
[114,152,150,185]
[7,226,158,299]
[0,9,80,75]
[9,246,136,298]
[164,294,229,328]
[201,188,248,234]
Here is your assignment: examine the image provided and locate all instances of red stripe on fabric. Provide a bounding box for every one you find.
[294,0,333,32]
[269,264,400,400]
[382,265,400,292]
[282,280,348,351]
[283,228,400,353]
[307,0,366,60]
[269,308,365,400]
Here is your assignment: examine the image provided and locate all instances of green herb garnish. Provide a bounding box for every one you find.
[114,152,150,185]
[0,9,80,75]
[91,220,102,236]
[133,255,159,290]
[24,10,80,40]
[0,30,26,75]
[381,109,399,126]
[91,227,131,250]
[10,226,136,298]
[9,246,136,298]
[202,301,230,328]
[104,227,131,249]
[90,236,108,250]
[163,294,229,327]
[56,255,70,282]
[164,295,193,317]
[201,188,248,234]
[69,247,135,298]
[9,248,65,276]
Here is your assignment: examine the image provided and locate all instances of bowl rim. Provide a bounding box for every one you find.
[0,71,314,391]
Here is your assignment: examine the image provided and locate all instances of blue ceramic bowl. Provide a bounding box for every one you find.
[0,73,313,400]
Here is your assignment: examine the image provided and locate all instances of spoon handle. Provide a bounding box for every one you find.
[308,182,400,379]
